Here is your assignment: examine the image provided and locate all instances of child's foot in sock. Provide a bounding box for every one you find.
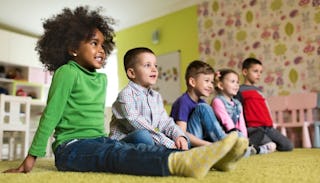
[243,145,256,157]
[212,137,249,171]
[168,131,238,178]
[259,142,277,154]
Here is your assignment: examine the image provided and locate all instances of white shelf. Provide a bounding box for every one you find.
[0,62,51,101]
[0,77,14,83]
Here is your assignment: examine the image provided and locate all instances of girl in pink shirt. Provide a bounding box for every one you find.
[211,69,247,137]
[211,69,276,155]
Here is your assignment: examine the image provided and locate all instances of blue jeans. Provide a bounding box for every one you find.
[54,137,178,176]
[187,103,226,144]
[121,129,155,145]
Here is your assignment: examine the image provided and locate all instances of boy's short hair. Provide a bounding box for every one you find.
[242,58,262,70]
[123,47,154,73]
[185,60,214,87]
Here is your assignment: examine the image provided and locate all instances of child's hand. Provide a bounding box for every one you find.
[175,136,189,150]
[3,155,36,173]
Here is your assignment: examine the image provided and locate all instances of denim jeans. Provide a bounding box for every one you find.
[121,129,155,145]
[54,137,178,176]
[187,103,226,143]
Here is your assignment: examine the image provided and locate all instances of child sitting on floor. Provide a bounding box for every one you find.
[109,47,188,150]
[170,60,227,147]
[235,58,293,152]
[3,6,247,178]
[212,68,276,154]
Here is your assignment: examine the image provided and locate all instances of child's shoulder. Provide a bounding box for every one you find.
[56,61,78,72]
[239,84,259,92]
[53,62,77,77]
[172,92,188,104]
[119,81,161,97]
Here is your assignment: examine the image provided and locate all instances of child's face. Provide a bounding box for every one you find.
[192,73,214,97]
[128,52,158,88]
[218,73,239,98]
[73,29,106,71]
[243,64,263,85]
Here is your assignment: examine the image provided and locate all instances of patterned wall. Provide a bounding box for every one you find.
[198,0,320,96]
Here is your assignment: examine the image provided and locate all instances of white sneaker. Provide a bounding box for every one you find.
[259,142,277,154]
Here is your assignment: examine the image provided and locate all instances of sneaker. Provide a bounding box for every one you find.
[243,145,257,157]
[249,145,257,155]
[259,142,277,154]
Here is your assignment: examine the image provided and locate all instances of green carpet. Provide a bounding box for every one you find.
[0,148,319,183]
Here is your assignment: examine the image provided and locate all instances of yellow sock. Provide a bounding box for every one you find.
[212,137,249,171]
[168,132,238,178]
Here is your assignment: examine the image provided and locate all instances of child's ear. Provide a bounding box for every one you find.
[127,68,135,79]
[217,81,224,91]
[242,69,248,76]
[188,77,196,87]
[68,48,78,57]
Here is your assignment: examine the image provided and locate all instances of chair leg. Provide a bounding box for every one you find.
[302,123,312,148]
[314,122,320,148]
[24,131,30,158]
[9,136,15,161]
[0,131,3,160]
[281,127,287,136]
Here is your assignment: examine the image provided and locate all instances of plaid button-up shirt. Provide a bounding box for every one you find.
[109,81,186,148]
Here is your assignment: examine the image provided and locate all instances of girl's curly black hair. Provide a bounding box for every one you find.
[36,6,115,72]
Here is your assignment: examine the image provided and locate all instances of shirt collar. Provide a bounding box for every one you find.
[185,92,206,104]
[129,81,154,96]
[68,60,98,77]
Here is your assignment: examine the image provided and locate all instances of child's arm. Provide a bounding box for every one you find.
[112,89,165,140]
[3,155,36,173]
[238,106,248,137]
[154,106,189,149]
[212,98,236,132]
[175,136,188,150]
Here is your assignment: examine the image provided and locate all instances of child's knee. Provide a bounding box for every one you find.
[195,103,212,112]
[135,130,155,145]
[277,141,294,151]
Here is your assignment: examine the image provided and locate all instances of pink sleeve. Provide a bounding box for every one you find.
[238,106,248,137]
[211,98,235,132]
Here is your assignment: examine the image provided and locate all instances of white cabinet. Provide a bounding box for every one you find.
[0,29,10,62]
[0,28,41,68]
[8,33,40,68]
[0,29,50,102]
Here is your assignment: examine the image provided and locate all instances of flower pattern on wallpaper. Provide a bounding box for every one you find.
[198,0,320,96]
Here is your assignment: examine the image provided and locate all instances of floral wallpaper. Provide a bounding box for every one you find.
[198,0,320,96]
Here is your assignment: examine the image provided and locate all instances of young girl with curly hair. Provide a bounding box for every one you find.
[4,6,245,178]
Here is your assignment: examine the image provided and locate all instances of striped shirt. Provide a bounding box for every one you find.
[109,81,186,148]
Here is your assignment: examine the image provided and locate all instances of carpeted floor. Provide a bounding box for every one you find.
[0,148,319,183]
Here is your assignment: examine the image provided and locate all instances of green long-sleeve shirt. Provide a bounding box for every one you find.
[28,61,107,157]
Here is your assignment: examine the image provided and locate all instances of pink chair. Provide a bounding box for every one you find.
[267,95,288,135]
[283,92,317,148]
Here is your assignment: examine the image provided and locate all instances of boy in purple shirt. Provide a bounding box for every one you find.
[171,60,248,171]
[171,60,226,147]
